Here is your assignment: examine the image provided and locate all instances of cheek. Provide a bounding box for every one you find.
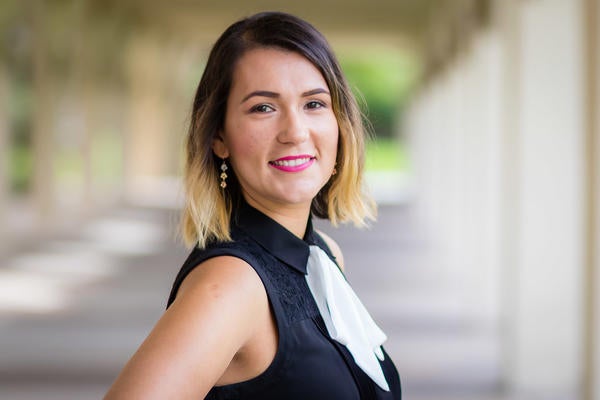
[323,119,340,157]
[227,133,263,165]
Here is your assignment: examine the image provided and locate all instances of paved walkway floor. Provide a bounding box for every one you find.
[0,203,506,399]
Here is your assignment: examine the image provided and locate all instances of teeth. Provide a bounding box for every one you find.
[272,157,311,167]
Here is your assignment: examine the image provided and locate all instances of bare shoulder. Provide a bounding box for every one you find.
[104,256,267,399]
[315,229,345,271]
[177,255,266,305]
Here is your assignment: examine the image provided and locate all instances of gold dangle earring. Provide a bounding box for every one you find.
[220,159,228,189]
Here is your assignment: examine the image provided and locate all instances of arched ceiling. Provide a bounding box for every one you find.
[97,0,442,50]
[93,0,489,76]
[1,0,488,85]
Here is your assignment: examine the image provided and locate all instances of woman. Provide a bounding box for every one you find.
[105,11,401,399]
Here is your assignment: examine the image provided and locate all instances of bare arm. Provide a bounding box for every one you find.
[316,230,345,271]
[104,256,267,399]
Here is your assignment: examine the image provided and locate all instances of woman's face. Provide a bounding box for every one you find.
[214,47,339,213]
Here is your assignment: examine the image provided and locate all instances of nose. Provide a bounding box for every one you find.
[277,108,309,144]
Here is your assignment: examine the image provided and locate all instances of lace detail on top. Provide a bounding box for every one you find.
[168,234,321,326]
[251,252,317,326]
[226,236,321,326]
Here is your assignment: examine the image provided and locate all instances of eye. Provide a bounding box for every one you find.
[306,100,326,110]
[250,104,275,113]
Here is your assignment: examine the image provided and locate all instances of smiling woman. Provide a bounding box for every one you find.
[212,48,339,220]
[105,11,401,400]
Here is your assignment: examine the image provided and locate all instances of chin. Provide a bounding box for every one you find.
[273,188,321,205]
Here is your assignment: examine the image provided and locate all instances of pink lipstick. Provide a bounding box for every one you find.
[269,154,315,172]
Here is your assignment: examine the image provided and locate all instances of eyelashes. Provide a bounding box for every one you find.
[250,104,275,113]
[305,100,326,109]
[249,100,327,114]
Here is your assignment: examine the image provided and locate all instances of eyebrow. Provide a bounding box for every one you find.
[241,88,330,104]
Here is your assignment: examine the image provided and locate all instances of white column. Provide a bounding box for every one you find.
[493,0,523,394]
[407,32,504,326]
[31,0,55,223]
[457,31,503,325]
[124,34,170,202]
[408,0,587,397]
[508,0,585,396]
[587,0,600,398]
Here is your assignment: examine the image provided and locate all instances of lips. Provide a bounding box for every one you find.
[269,154,316,172]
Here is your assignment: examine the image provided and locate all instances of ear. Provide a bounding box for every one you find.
[212,132,230,159]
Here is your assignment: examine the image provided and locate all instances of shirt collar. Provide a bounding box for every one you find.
[232,200,319,275]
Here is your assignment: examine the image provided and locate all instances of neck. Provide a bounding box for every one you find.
[243,195,311,239]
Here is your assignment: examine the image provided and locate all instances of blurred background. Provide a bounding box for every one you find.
[0,0,598,399]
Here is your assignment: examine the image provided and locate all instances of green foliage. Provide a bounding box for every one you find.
[9,143,32,193]
[8,76,32,193]
[365,138,409,172]
[91,130,123,183]
[339,48,419,138]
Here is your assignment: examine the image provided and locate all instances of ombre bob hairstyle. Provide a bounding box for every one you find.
[182,11,376,248]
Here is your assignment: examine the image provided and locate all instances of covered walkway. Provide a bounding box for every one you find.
[1,1,599,399]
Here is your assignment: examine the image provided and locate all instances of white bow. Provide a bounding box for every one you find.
[305,245,390,391]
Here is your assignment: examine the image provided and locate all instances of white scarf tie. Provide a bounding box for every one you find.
[305,245,390,391]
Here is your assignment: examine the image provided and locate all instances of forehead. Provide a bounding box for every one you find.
[230,47,328,94]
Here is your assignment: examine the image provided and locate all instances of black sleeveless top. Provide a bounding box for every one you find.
[167,201,401,399]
